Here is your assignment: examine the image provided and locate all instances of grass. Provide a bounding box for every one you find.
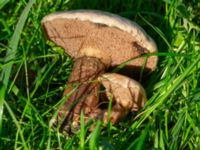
[0,0,200,149]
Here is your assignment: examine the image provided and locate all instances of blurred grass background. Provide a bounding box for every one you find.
[0,0,200,149]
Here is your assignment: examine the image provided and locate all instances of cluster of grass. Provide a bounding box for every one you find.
[0,0,200,149]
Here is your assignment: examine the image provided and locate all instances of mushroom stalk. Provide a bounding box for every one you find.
[53,56,106,132]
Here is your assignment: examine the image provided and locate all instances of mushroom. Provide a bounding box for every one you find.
[42,10,158,132]
[97,73,147,123]
[68,73,147,132]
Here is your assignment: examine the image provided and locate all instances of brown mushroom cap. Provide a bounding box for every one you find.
[42,9,158,71]
[98,73,147,112]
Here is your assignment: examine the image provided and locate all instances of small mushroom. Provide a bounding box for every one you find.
[98,73,147,123]
[42,10,158,132]
[69,73,147,131]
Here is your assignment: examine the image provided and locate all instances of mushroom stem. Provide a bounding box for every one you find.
[53,56,106,132]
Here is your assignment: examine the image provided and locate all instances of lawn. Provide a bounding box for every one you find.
[0,0,200,149]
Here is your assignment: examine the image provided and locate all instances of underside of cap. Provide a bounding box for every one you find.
[42,9,158,71]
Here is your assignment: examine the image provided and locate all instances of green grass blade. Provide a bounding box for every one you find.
[89,121,101,150]
[4,101,28,149]
[127,125,148,150]
[138,14,171,49]
[79,111,85,150]
[135,128,148,150]
[0,0,35,136]
[0,0,9,10]
[0,85,6,135]
[107,95,113,138]
[171,112,185,138]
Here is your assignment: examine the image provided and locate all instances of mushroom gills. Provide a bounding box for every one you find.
[42,18,157,72]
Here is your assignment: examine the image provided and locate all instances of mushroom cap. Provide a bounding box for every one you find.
[98,73,147,111]
[42,9,158,71]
